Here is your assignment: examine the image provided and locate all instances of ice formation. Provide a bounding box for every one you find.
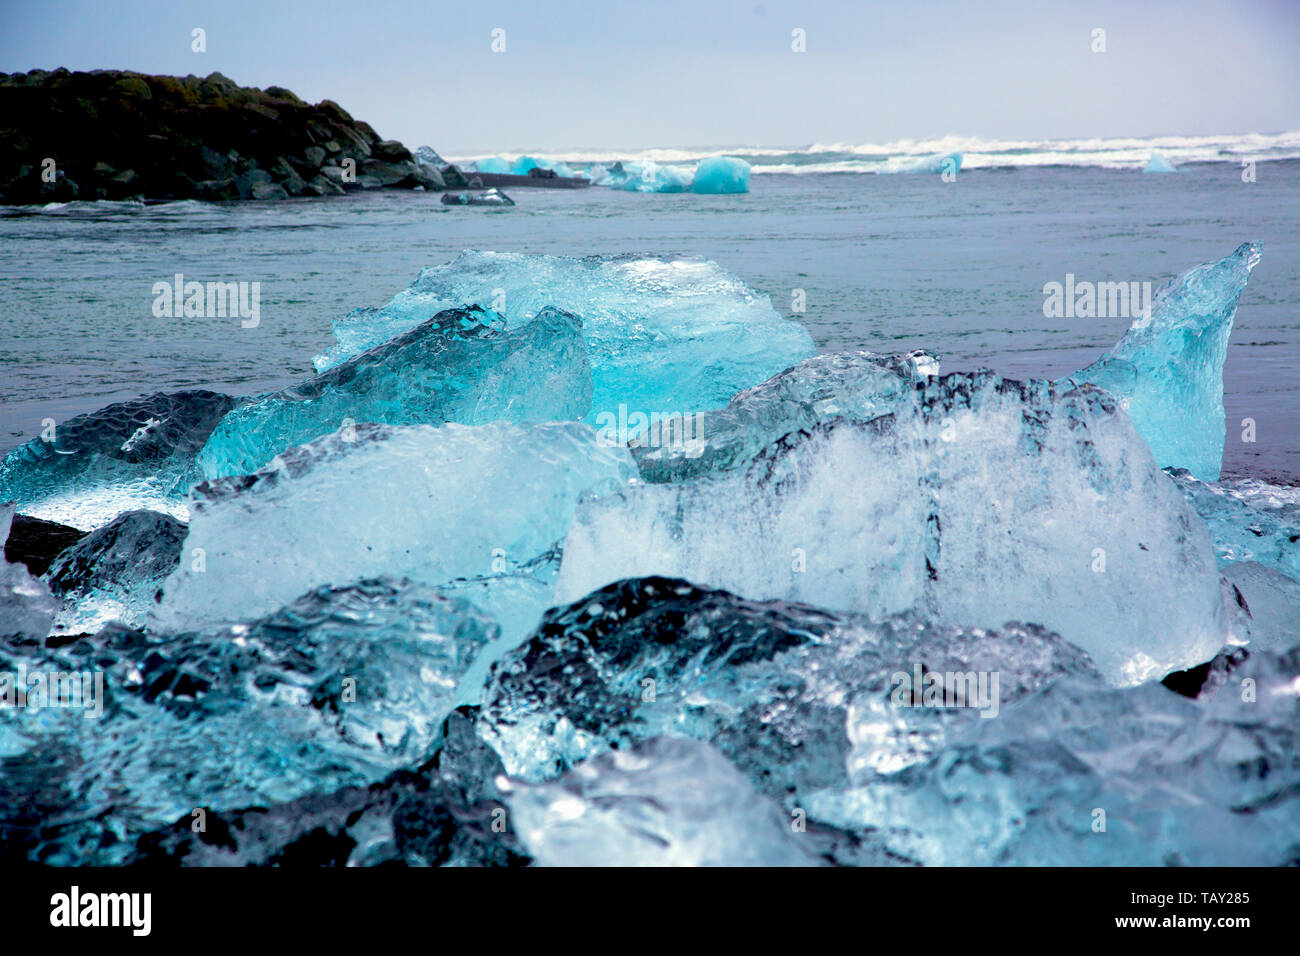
[691,156,751,193]
[558,372,1236,685]
[892,151,962,175]
[1144,153,1178,173]
[441,188,515,206]
[612,161,693,193]
[0,389,239,529]
[0,578,496,863]
[312,252,816,420]
[196,305,591,480]
[155,421,636,629]
[0,506,58,637]
[1061,242,1261,480]
[478,576,1097,788]
[43,509,186,633]
[501,737,816,866]
[632,350,937,482]
[1166,468,1300,578]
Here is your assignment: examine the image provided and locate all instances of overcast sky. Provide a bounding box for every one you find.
[3,0,1298,153]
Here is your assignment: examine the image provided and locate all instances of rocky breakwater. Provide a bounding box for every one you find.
[0,68,444,204]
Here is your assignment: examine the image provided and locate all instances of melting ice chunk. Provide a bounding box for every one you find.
[197,305,592,480]
[0,577,496,859]
[155,421,636,629]
[1061,242,1261,480]
[557,372,1237,685]
[0,390,238,530]
[1143,153,1178,173]
[312,251,816,422]
[691,156,751,193]
[478,575,1097,793]
[500,737,818,866]
[632,350,937,482]
[1166,468,1300,578]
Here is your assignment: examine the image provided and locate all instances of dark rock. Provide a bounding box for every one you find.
[4,515,87,576]
[250,181,289,201]
[0,70,448,204]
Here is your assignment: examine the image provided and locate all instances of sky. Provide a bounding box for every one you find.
[2,0,1298,154]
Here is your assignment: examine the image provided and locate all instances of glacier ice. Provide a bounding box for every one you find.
[0,506,58,637]
[1166,468,1300,578]
[632,350,937,482]
[196,305,591,480]
[441,187,515,206]
[478,575,1097,792]
[43,509,186,634]
[155,421,636,629]
[891,151,962,175]
[0,389,239,529]
[1144,153,1177,173]
[691,156,751,193]
[612,161,693,193]
[312,251,816,421]
[806,644,1300,865]
[557,372,1237,685]
[0,578,496,863]
[1061,242,1261,480]
[1220,561,1300,653]
[124,708,529,867]
[500,737,818,866]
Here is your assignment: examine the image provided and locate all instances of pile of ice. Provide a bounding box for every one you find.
[312,251,815,420]
[2,241,1297,866]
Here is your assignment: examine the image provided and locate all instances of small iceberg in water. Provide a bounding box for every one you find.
[1144,153,1178,173]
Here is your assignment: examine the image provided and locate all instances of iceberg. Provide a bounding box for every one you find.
[891,151,962,175]
[691,156,751,194]
[806,645,1300,865]
[1144,153,1178,173]
[0,389,239,530]
[632,350,937,482]
[557,372,1238,685]
[43,509,186,634]
[126,708,528,867]
[1061,242,1261,480]
[441,188,515,206]
[0,506,58,637]
[478,575,1096,790]
[196,305,591,481]
[613,161,693,193]
[1165,468,1300,578]
[0,578,496,863]
[500,737,818,866]
[469,156,511,174]
[312,252,817,421]
[155,421,636,629]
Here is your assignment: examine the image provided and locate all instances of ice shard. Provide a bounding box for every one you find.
[691,156,751,194]
[312,252,817,421]
[631,350,937,482]
[43,509,186,634]
[557,372,1237,685]
[1143,153,1177,173]
[196,305,592,480]
[806,644,1300,865]
[0,507,58,638]
[500,737,818,866]
[478,575,1097,792]
[1061,242,1261,480]
[1166,468,1300,578]
[0,389,239,529]
[0,578,496,862]
[612,161,693,193]
[155,421,636,629]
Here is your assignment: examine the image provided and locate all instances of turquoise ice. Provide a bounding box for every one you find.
[312,251,817,421]
[155,420,636,629]
[691,156,752,194]
[196,304,591,480]
[1061,242,1261,480]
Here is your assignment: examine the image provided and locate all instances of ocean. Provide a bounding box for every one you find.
[2,139,1298,480]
